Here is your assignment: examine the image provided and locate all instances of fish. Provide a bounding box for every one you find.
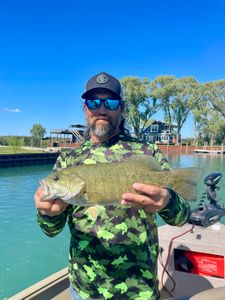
[39,156,203,206]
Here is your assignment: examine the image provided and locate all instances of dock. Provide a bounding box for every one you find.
[193,149,225,154]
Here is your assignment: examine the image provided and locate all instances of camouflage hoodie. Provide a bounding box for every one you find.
[37,134,190,300]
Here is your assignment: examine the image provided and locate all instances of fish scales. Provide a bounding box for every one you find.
[40,156,203,205]
[74,161,168,205]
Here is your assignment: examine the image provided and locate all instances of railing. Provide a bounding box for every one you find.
[160,130,178,134]
[50,128,70,133]
[71,130,84,143]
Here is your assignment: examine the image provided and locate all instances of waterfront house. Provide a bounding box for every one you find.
[142,120,179,144]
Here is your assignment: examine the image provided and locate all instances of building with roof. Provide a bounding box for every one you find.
[50,124,85,148]
[142,120,179,144]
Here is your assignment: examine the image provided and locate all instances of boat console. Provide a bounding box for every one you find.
[188,172,225,227]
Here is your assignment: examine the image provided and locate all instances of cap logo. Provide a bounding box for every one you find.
[96,74,109,84]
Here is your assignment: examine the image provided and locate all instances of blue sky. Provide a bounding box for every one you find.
[0,0,225,138]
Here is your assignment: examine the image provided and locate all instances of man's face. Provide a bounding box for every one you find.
[84,90,123,140]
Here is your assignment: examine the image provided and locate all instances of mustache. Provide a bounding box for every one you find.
[88,114,115,130]
[94,114,112,123]
[95,114,110,119]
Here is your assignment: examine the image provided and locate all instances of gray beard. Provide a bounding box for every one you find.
[89,123,114,139]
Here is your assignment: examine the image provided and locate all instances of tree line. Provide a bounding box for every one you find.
[121,75,225,145]
[0,124,47,148]
[1,75,225,147]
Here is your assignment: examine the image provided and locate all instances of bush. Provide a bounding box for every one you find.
[8,136,23,153]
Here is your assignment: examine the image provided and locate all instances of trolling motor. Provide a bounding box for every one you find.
[188,172,225,227]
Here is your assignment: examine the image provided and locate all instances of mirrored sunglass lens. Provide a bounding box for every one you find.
[105,99,120,110]
[86,99,101,109]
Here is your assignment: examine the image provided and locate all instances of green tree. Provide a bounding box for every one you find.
[30,124,46,147]
[192,80,225,145]
[0,136,8,145]
[171,77,201,141]
[150,75,176,125]
[201,112,225,145]
[150,75,201,143]
[8,136,23,153]
[203,79,225,118]
[121,76,159,138]
[193,96,225,145]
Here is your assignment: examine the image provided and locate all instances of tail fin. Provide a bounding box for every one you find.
[171,168,203,201]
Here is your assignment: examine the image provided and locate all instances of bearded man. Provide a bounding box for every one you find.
[34,72,190,300]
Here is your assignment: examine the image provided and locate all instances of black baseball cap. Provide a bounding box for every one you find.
[81,72,122,99]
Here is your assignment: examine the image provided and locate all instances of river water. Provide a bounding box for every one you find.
[0,154,225,299]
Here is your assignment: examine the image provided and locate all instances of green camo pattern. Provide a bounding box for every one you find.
[37,134,190,299]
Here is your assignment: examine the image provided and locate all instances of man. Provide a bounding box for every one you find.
[34,72,190,300]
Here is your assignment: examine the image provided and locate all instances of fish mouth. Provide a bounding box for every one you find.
[39,179,54,201]
[39,179,73,202]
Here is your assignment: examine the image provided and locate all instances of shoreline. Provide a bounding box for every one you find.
[1,145,224,167]
[0,152,60,167]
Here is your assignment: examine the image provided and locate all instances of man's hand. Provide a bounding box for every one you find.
[34,187,69,217]
[121,183,170,213]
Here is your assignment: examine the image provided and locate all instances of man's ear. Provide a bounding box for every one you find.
[83,103,87,112]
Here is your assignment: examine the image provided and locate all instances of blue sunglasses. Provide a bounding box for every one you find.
[85,99,121,111]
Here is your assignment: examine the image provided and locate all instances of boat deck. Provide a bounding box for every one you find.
[8,224,225,300]
[7,267,173,300]
[8,268,70,300]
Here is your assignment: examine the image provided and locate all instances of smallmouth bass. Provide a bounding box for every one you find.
[40,156,203,206]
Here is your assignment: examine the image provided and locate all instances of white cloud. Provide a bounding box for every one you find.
[3,108,22,113]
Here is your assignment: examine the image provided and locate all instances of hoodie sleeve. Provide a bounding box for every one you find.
[158,188,190,226]
[37,205,72,237]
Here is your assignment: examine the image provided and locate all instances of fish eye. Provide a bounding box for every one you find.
[52,175,60,181]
